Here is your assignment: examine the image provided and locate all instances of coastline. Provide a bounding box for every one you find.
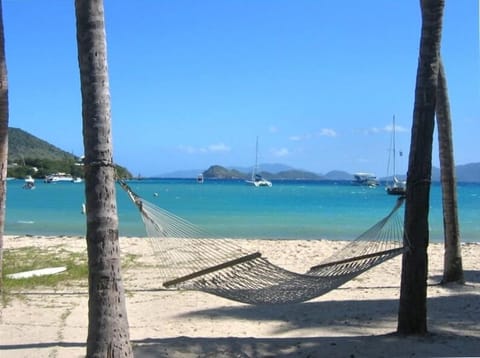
[1,235,479,357]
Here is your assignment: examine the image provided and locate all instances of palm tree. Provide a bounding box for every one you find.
[436,59,464,284]
[74,0,133,356]
[0,0,9,289]
[397,0,445,335]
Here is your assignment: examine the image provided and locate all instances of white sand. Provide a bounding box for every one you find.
[1,235,479,357]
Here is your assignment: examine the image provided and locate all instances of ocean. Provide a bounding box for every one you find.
[5,178,480,242]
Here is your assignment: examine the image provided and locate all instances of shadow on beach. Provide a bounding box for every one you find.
[1,293,478,357]
[137,291,480,357]
[131,333,480,358]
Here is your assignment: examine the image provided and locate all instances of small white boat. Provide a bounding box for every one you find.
[72,177,83,183]
[246,137,272,187]
[45,172,74,183]
[247,173,273,187]
[23,175,35,190]
[352,173,378,187]
[197,174,204,184]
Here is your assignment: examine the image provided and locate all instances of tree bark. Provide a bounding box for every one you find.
[75,0,133,356]
[397,0,445,335]
[0,0,9,290]
[436,59,464,284]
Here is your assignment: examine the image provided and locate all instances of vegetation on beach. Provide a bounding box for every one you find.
[1,243,138,304]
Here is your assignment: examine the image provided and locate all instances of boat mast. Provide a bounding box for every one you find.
[253,136,259,180]
[392,115,396,180]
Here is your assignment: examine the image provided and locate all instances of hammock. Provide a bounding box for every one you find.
[120,181,406,304]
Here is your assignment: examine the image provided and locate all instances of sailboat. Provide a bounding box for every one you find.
[386,115,406,196]
[245,137,272,187]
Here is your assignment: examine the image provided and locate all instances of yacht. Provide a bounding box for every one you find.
[45,172,74,183]
[352,173,378,187]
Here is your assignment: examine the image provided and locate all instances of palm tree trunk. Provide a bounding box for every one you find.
[74,1,132,356]
[397,0,444,335]
[0,0,9,289]
[436,59,464,283]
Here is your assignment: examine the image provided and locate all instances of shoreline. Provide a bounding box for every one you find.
[1,235,479,357]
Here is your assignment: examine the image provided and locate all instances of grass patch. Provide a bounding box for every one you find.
[2,246,88,291]
[2,245,140,295]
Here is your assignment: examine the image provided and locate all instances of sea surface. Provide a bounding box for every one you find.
[5,178,480,242]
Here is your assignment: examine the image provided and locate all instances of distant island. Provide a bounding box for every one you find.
[7,127,480,183]
[200,165,351,181]
[163,163,480,183]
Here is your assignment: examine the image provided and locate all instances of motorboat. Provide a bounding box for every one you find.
[45,172,74,183]
[23,175,35,189]
[352,172,378,187]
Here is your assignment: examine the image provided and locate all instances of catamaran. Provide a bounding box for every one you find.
[245,137,272,187]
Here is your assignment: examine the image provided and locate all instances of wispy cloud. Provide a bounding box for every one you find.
[207,143,231,152]
[177,145,197,154]
[289,135,306,141]
[269,125,279,133]
[384,124,408,133]
[178,142,231,154]
[318,128,337,137]
[362,124,408,135]
[272,147,290,157]
[289,128,337,141]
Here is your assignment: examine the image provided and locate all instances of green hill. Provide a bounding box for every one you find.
[8,127,77,162]
[202,165,323,180]
[7,127,132,179]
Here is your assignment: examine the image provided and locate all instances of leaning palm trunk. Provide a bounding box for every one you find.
[436,59,464,284]
[0,1,9,289]
[75,0,132,356]
[397,0,444,335]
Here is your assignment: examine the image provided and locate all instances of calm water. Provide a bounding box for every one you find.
[5,178,480,242]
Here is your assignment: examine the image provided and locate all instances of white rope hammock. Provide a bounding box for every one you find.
[120,181,406,304]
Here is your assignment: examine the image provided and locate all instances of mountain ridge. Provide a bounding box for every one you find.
[160,163,480,183]
[8,127,480,182]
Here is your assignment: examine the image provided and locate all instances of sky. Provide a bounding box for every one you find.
[3,1,479,177]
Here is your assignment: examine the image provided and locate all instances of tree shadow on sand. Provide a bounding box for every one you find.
[1,283,478,357]
[131,333,479,358]
[130,291,479,357]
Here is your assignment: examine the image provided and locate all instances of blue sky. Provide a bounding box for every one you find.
[3,1,479,177]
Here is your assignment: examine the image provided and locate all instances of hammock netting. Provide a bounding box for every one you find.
[120,181,407,304]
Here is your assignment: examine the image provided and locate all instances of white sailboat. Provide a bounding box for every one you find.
[245,137,272,187]
[386,115,406,196]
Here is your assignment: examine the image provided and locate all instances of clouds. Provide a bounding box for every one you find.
[178,142,231,154]
[362,124,408,135]
[272,147,290,157]
[289,128,337,142]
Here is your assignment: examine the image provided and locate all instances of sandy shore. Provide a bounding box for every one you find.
[1,235,479,357]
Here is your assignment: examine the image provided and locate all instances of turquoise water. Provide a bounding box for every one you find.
[5,178,480,242]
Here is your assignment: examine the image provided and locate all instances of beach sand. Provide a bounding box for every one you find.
[1,235,479,357]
